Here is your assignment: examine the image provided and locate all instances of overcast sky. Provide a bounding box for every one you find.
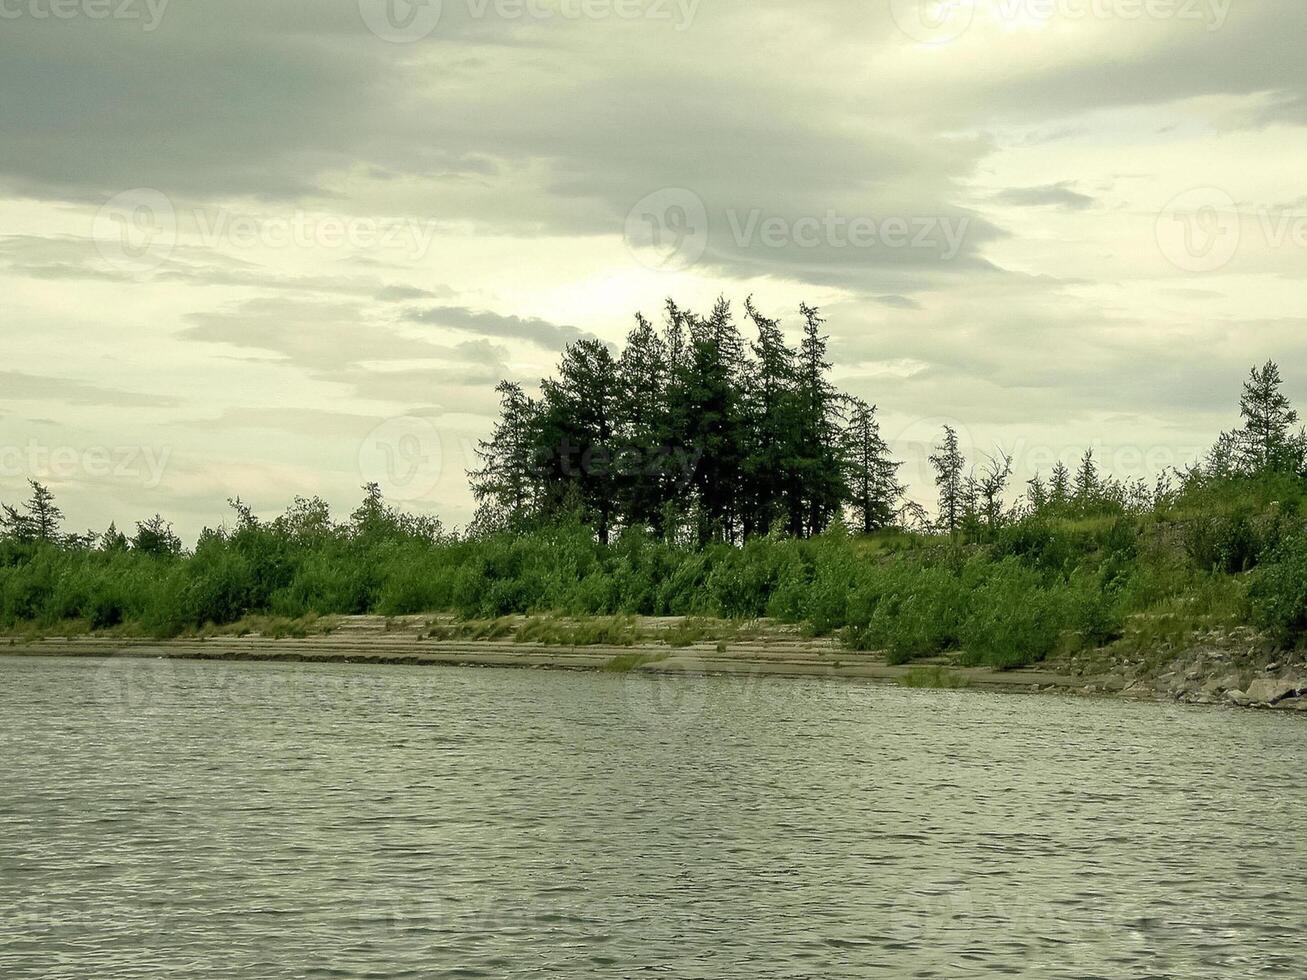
[3,0,1305,537]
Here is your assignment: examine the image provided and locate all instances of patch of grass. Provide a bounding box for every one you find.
[662,616,743,648]
[423,617,517,641]
[516,615,638,647]
[469,616,516,640]
[188,613,334,640]
[1111,572,1248,669]
[599,651,669,673]
[898,666,970,689]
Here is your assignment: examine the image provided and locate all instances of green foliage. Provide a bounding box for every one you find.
[472,298,897,544]
[9,361,1307,669]
[1184,509,1264,573]
[1248,532,1307,646]
[957,559,1067,669]
[842,562,968,663]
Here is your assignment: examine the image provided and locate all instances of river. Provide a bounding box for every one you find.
[1,655,1303,978]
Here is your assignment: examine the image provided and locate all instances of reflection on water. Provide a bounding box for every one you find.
[1,656,1304,978]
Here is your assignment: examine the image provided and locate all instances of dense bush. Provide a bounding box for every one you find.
[0,504,1278,670]
[1248,533,1307,646]
[5,471,1307,668]
[957,559,1066,669]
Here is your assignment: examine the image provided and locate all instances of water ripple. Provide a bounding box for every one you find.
[1,656,1304,979]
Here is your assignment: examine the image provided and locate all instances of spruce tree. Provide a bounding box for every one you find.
[132,514,181,557]
[1,480,63,544]
[99,522,129,552]
[930,426,966,538]
[680,299,746,543]
[795,303,845,536]
[842,398,902,534]
[741,297,797,537]
[538,339,620,542]
[1026,474,1048,513]
[470,381,541,529]
[1234,360,1302,474]
[615,313,672,533]
[1074,449,1099,506]
[1050,461,1071,507]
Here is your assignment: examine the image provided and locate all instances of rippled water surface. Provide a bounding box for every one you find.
[1,656,1304,978]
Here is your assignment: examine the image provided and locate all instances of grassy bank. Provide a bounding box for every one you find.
[3,472,1307,670]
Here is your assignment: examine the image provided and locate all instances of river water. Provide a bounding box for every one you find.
[1,655,1303,978]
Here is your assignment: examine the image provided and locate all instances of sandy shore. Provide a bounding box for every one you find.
[4,614,1306,710]
[0,614,1115,692]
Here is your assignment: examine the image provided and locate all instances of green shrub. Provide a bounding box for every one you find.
[1184,510,1263,574]
[1248,533,1307,646]
[843,563,967,663]
[958,559,1066,669]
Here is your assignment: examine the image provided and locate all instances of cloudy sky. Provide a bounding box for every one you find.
[2,0,1305,537]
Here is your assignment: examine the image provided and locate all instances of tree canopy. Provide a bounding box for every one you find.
[470,297,904,543]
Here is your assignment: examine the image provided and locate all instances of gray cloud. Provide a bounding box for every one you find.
[951,2,1307,127]
[3,1,1306,531]
[0,371,175,408]
[0,3,1004,295]
[0,235,452,303]
[871,295,923,310]
[406,305,592,349]
[178,297,509,404]
[995,183,1097,211]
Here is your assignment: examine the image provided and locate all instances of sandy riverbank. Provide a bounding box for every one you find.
[4,614,1306,712]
